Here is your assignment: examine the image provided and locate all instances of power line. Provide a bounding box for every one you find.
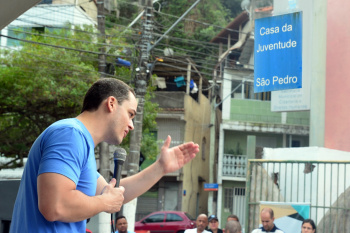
[7,8,222,53]
[0,34,134,59]
[3,2,250,83]
[154,10,248,35]
[5,28,136,51]
[0,44,132,82]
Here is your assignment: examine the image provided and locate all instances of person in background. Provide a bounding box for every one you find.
[225,220,242,233]
[208,215,223,233]
[226,214,239,222]
[185,214,210,233]
[227,214,240,223]
[301,219,316,233]
[115,216,135,233]
[251,207,284,233]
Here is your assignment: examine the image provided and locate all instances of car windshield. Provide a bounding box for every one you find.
[185,213,195,221]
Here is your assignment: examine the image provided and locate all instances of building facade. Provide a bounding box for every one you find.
[210,8,310,228]
[135,56,211,219]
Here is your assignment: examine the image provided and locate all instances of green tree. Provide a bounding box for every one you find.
[220,0,244,19]
[153,0,232,78]
[0,25,159,168]
[116,0,243,79]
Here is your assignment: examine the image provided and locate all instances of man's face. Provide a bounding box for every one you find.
[209,219,219,230]
[196,215,208,232]
[108,92,137,145]
[116,217,128,233]
[261,211,274,231]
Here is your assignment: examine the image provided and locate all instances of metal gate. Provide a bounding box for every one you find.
[245,160,350,233]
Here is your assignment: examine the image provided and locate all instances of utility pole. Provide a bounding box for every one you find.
[97,1,111,232]
[123,0,153,230]
[124,0,202,229]
[208,68,217,216]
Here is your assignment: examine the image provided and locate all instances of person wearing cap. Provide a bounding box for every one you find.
[185,214,210,233]
[208,215,223,233]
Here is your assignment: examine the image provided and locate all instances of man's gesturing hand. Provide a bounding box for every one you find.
[158,135,199,175]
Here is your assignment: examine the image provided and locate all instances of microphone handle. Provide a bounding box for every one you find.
[114,163,123,187]
[112,162,124,232]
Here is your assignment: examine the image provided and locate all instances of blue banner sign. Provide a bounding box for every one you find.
[204,183,218,191]
[254,12,302,93]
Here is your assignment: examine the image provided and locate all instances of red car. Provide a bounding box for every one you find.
[135,211,196,233]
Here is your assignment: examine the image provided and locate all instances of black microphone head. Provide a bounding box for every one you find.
[113,147,127,162]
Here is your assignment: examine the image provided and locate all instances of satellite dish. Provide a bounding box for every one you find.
[164,48,174,56]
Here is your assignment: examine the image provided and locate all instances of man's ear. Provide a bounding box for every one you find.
[106,96,118,112]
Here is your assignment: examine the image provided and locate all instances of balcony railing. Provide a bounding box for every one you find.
[222,154,248,178]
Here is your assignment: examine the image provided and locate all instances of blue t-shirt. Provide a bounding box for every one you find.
[10,118,98,233]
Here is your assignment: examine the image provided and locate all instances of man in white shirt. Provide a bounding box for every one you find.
[185,214,210,233]
[251,208,284,233]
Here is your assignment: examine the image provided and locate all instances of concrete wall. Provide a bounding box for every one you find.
[153,92,185,109]
[181,92,211,217]
[325,0,350,152]
[230,99,310,126]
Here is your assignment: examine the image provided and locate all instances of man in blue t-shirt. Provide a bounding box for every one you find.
[114,215,135,233]
[10,78,200,233]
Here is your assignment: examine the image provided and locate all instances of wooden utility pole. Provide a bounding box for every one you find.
[97,1,111,232]
[124,0,202,228]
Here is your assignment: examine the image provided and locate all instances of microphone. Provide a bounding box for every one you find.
[113,147,127,187]
[112,148,127,232]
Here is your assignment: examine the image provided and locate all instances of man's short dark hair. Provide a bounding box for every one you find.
[227,214,240,222]
[225,219,241,233]
[116,215,127,223]
[81,78,135,113]
[261,207,274,218]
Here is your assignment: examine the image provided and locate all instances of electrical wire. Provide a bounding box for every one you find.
[0,44,133,82]
[1,1,254,86]
[4,28,136,51]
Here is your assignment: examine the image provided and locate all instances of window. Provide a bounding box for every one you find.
[201,137,206,161]
[231,79,271,101]
[166,213,183,222]
[292,140,301,147]
[39,0,53,4]
[1,220,11,233]
[224,188,234,213]
[144,214,164,223]
[6,27,30,47]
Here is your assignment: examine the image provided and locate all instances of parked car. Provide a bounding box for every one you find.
[135,211,196,233]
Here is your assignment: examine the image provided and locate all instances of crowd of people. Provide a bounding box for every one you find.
[183,208,316,233]
[112,208,316,233]
[251,207,316,233]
